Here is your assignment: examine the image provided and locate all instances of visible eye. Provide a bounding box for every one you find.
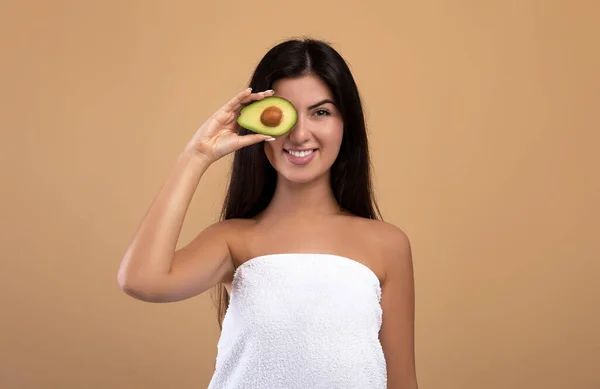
[313,108,331,117]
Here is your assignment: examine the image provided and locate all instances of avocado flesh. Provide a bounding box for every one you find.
[237,96,297,136]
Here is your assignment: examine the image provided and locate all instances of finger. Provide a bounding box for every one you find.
[235,89,275,110]
[233,133,276,151]
[224,88,254,111]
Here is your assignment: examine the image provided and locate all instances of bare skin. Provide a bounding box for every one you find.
[117,77,418,388]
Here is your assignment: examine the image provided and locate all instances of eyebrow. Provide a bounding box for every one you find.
[307,99,336,110]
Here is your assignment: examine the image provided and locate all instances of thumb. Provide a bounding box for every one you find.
[234,133,276,150]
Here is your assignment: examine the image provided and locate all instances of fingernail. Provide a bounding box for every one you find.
[266,90,274,93]
[265,137,276,141]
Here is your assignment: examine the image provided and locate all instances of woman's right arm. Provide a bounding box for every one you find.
[117,88,275,303]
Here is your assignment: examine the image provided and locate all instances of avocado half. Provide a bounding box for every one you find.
[237,96,297,136]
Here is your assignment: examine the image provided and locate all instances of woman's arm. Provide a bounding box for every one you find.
[117,88,275,302]
[117,151,233,302]
[379,226,419,389]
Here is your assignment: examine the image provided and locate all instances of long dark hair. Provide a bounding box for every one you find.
[212,38,382,329]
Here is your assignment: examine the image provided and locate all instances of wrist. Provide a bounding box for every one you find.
[179,148,213,170]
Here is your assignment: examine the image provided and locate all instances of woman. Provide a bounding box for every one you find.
[118,38,418,389]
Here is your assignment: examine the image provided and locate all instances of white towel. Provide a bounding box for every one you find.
[207,253,386,389]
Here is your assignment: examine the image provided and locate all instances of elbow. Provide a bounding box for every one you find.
[117,269,160,302]
[117,269,140,298]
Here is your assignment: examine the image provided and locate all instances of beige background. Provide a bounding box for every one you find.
[2,1,598,388]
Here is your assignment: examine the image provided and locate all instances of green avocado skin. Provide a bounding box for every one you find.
[237,96,297,136]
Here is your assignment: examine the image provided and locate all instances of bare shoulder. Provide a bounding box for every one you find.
[200,217,258,262]
[349,217,413,282]
[180,217,254,257]
[367,218,410,247]
[196,217,254,236]
[351,217,411,254]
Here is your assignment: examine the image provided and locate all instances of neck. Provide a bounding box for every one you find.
[263,173,342,219]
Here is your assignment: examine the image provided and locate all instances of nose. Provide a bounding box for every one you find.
[288,116,311,144]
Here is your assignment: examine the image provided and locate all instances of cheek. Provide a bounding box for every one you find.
[263,140,281,165]
[327,123,344,152]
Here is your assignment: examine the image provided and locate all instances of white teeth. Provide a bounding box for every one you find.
[288,149,314,157]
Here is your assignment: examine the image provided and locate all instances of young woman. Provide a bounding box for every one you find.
[118,38,418,389]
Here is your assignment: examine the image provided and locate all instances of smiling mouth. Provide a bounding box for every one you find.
[284,149,318,157]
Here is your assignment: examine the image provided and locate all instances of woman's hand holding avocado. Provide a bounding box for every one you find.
[184,88,276,163]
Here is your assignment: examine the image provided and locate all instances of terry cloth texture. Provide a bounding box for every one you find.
[207,253,386,389]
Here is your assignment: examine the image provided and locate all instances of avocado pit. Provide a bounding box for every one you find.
[260,106,283,127]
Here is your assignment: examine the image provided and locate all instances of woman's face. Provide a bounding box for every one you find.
[264,74,344,184]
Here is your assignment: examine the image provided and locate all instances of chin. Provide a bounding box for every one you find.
[278,168,328,185]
